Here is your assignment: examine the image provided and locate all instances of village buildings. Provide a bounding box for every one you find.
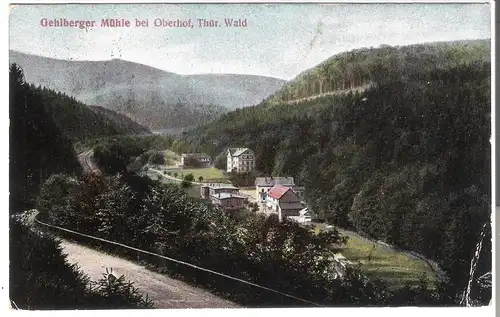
[200,183,248,211]
[180,153,212,168]
[264,184,304,222]
[255,176,305,202]
[210,192,248,211]
[200,183,239,198]
[227,148,255,173]
[255,176,296,202]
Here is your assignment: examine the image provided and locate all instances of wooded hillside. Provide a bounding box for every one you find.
[183,41,492,304]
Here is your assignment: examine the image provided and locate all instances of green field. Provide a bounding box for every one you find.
[179,167,228,181]
[313,224,436,289]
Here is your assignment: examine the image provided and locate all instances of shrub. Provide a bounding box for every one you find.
[181,180,192,188]
[183,156,202,168]
[148,151,165,165]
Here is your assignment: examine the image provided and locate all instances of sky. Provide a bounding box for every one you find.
[9,3,491,80]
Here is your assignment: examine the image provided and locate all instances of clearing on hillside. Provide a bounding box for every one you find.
[313,223,437,289]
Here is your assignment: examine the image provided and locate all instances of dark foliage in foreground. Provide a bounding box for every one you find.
[9,63,82,214]
[38,172,452,307]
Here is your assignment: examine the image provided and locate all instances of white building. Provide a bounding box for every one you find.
[226,148,255,173]
[288,207,312,223]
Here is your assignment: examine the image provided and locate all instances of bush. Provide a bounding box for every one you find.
[198,176,204,182]
[184,173,195,182]
[148,151,165,165]
[183,156,202,168]
[214,152,227,170]
[181,180,192,188]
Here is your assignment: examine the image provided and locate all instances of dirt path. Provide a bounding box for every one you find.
[60,240,239,309]
[282,83,373,105]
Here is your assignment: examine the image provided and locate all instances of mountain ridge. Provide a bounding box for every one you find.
[9,50,286,130]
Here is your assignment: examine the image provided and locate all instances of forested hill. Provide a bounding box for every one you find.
[88,105,150,135]
[9,50,286,130]
[265,39,490,105]
[10,62,151,211]
[23,80,150,141]
[10,63,81,213]
[183,41,491,303]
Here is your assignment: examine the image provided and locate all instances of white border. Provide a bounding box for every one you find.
[2,1,496,317]
[490,0,496,312]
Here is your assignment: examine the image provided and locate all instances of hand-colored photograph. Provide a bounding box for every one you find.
[8,2,492,309]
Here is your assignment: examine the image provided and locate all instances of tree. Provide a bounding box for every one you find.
[148,151,165,165]
[183,156,202,168]
[214,152,227,170]
[9,63,81,214]
[184,173,195,182]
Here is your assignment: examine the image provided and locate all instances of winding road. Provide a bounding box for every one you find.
[77,149,100,173]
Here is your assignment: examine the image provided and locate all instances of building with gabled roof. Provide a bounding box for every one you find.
[265,184,304,222]
[226,147,255,173]
[180,153,212,167]
[255,176,295,202]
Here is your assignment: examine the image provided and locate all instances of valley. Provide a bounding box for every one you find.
[10,38,492,309]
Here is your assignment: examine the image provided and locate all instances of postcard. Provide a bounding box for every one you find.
[8,2,493,311]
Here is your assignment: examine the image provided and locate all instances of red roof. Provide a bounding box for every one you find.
[267,185,291,200]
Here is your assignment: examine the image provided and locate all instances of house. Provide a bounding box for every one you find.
[227,148,255,173]
[200,183,240,200]
[210,193,247,211]
[265,184,304,222]
[288,207,312,223]
[180,153,212,168]
[255,176,296,202]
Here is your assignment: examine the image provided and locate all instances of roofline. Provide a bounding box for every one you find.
[227,147,253,157]
[267,187,292,199]
[211,194,246,200]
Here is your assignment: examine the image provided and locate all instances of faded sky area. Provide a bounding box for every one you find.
[9,3,491,80]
